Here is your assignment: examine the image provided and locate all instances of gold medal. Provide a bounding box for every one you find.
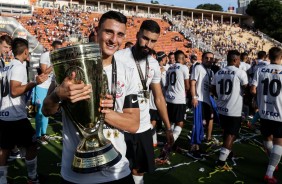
[106,130,111,138]
[114,130,119,138]
[142,90,149,103]
[144,90,150,99]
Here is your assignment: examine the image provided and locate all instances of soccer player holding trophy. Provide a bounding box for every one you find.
[42,11,140,184]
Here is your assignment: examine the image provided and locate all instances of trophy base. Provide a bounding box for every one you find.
[72,142,122,173]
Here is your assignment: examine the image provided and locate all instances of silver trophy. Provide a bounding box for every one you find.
[50,43,121,173]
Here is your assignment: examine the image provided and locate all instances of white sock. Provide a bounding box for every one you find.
[132,175,144,184]
[266,145,282,178]
[0,166,8,184]
[150,124,157,145]
[263,141,273,157]
[172,126,182,142]
[219,147,231,162]
[25,157,38,179]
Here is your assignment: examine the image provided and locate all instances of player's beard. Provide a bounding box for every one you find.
[136,42,152,60]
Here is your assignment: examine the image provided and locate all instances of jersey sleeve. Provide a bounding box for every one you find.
[161,71,166,87]
[151,59,161,84]
[125,65,139,97]
[40,52,50,66]
[191,65,200,81]
[183,65,189,80]
[10,65,26,83]
[123,66,139,109]
[239,70,248,86]
[251,68,260,87]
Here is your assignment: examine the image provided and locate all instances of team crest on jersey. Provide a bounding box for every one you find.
[147,67,153,78]
[115,81,124,98]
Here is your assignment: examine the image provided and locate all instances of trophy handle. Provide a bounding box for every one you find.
[97,114,108,145]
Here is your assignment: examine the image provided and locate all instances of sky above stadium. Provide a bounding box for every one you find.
[138,0,238,11]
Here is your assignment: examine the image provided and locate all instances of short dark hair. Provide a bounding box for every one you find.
[125,41,133,48]
[156,51,166,62]
[190,54,197,60]
[12,37,28,56]
[257,51,267,59]
[139,20,160,34]
[227,50,240,63]
[174,50,185,61]
[268,47,282,62]
[168,52,174,57]
[149,49,157,56]
[240,52,248,61]
[202,51,214,59]
[88,31,95,42]
[51,40,62,48]
[98,11,127,29]
[0,35,12,46]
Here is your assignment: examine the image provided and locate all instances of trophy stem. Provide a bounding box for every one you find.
[97,114,108,145]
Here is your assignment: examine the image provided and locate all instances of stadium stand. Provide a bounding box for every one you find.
[1,0,281,61]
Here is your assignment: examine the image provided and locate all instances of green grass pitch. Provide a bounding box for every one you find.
[7,115,282,184]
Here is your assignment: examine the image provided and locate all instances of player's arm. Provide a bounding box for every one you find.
[241,84,247,94]
[42,72,92,116]
[42,81,59,116]
[10,73,48,98]
[184,79,190,92]
[41,63,53,74]
[151,82,174,145]
[190,65,199,107]
[250,85,257,95]
[250,69,258,96]
[102,94,140,133]
[184,66,190,92]
[190,80,198,107]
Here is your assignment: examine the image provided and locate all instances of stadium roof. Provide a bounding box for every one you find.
[87,0,248,18]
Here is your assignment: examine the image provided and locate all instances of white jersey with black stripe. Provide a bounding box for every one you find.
[165,63,189,104]
[252,64,282,122]
[115,48,161,133]
[212,66,248,117]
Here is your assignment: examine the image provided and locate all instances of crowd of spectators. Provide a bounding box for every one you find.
[4,4,281,60]
[169,16,276,61]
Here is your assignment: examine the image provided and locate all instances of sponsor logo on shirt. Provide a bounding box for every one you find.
[218,106,229,112]
[0,111,9,116]
[262,110,280,117]
[261,68,282,74]
[168,65,180,70]
[218,70,235,75]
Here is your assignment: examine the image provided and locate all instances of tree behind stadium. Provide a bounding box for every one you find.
[246,0,282,42]
[196,3,223,11]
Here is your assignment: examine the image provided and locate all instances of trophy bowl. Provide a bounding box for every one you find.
[50,43,122,173]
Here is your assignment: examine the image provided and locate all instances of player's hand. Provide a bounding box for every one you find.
[55,72,92,103]
[35,73,49,84]
[165,129,174,146]
[192,98,198,108]
[101,94,114,113]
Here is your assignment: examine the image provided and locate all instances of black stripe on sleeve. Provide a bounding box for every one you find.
[123,94,139,109]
